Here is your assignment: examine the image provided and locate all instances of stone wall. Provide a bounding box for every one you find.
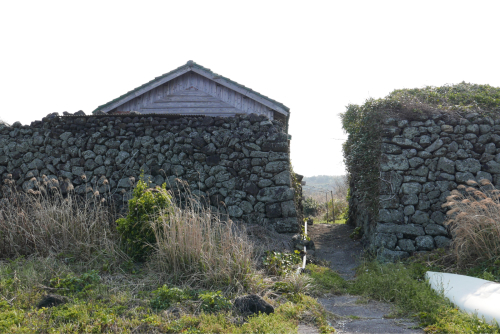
[350,112,500,260]
[0,113,299,233]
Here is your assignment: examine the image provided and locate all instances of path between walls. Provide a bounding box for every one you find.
[298,224,424,334]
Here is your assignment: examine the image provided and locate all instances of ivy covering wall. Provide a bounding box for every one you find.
[341,82,500,253]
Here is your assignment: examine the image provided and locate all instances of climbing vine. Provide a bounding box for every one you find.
[341,82,500,225]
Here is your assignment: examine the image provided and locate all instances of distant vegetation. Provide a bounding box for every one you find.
[302,175,348,223]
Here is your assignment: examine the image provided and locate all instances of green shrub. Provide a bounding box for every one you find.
[50,270,100,295]
[117,179,172,261]
[199,291,232,313]
[262,251,302,276]
[303,197,321,217]
[323,197,348,221]
[150,285,189,310]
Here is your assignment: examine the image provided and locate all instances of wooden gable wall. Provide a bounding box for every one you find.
[111,71,275,119]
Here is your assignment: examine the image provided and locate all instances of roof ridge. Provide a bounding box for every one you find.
[92,61,289,114]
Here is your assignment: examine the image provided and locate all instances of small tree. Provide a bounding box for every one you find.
[117,179,172,261]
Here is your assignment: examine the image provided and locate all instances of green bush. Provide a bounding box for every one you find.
[303,197,321,217]
[262,251,302,276]
[199,291,232,313]
[49,270,100,295]
[117,179,172,261]
[323,198,348,221]
[150,285,189,310]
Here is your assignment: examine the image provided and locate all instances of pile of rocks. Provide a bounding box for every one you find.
[0,112,300,233]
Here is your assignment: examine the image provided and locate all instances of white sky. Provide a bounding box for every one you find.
[1,1,500,177]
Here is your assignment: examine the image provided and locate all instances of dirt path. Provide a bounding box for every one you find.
[299,224,423,334]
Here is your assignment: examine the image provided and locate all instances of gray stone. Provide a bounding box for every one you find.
[28,158,44,170]
[59,132,72,141]
[425,139,444,153]
[484,143,496,154]
[381,144,402,154]
[250,151,269,158]
[379,195,399,209]
[82,150,96,160]
[398,239,416,253]
[281,200,297,217]
[380,154,409,172]
[264,161,288,173]
[71,166,85,176]
[376,223,425,238]
[118,177,134,188]
[431,211,446,225]
[408,157,424,168]
[436,180,456,192]
[401,182,422,194]
[455,172,476,183]
[375,233,397,250]
[411,166,429,177]
[227,205,243,218]
[415,235,435,250]
[115,151,130,164]
[476,171,493,182]
[412,210,429,224]
[434,236,452,248]
[257,186,294,202]
[378,248,410,262]
[425,224,448,236]
[272,170,291,186]
[205,176,216,188]
[402,127,420,139]
[171,165,185,176]
[404,205,415,216]
[268,152,289,162]
[437,157,455,174]
[401,194,418,205]
[240,201,253,214]
[378,209,404,223]
[456,158,481,173]
[258,179,273,188]
[391,137,422,149]
[484,160,500,174]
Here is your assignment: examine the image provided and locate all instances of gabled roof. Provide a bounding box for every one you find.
[92,60,290,115]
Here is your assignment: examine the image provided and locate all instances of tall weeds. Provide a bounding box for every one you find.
[0,188,121,261]
[443,179,500,266]
[149,192,256,290]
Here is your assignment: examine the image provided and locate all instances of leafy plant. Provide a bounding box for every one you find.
[150,285,189,310]
[117,178,172,261]
[199,291,231,313]
[50,270,100,295]
[262,251,301,276]
[349,227,362,240]
[303,197,322,217]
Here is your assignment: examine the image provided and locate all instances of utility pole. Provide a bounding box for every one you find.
[331,190,334,222]
[325,192,328,222]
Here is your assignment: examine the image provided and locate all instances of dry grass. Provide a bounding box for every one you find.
[443,179,500,266]
[148,193,257,291]
[0,187,123,262]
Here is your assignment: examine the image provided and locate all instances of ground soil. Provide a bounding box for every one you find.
[298,223,424,334]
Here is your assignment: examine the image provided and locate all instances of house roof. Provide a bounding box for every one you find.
[92,60,290,115]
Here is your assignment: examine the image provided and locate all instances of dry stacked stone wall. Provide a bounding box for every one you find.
[351,112,500,260]
[0,113,299,233]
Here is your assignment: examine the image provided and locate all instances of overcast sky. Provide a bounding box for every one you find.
[1,1,500,177]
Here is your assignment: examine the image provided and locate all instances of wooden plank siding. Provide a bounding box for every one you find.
[113,72,274,119]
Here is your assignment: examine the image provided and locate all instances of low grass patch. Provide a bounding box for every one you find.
[313,219,346,225]
[0,256,336,333]
[350,259,500,333]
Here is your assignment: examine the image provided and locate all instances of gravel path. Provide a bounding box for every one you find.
[298,224,424,334]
